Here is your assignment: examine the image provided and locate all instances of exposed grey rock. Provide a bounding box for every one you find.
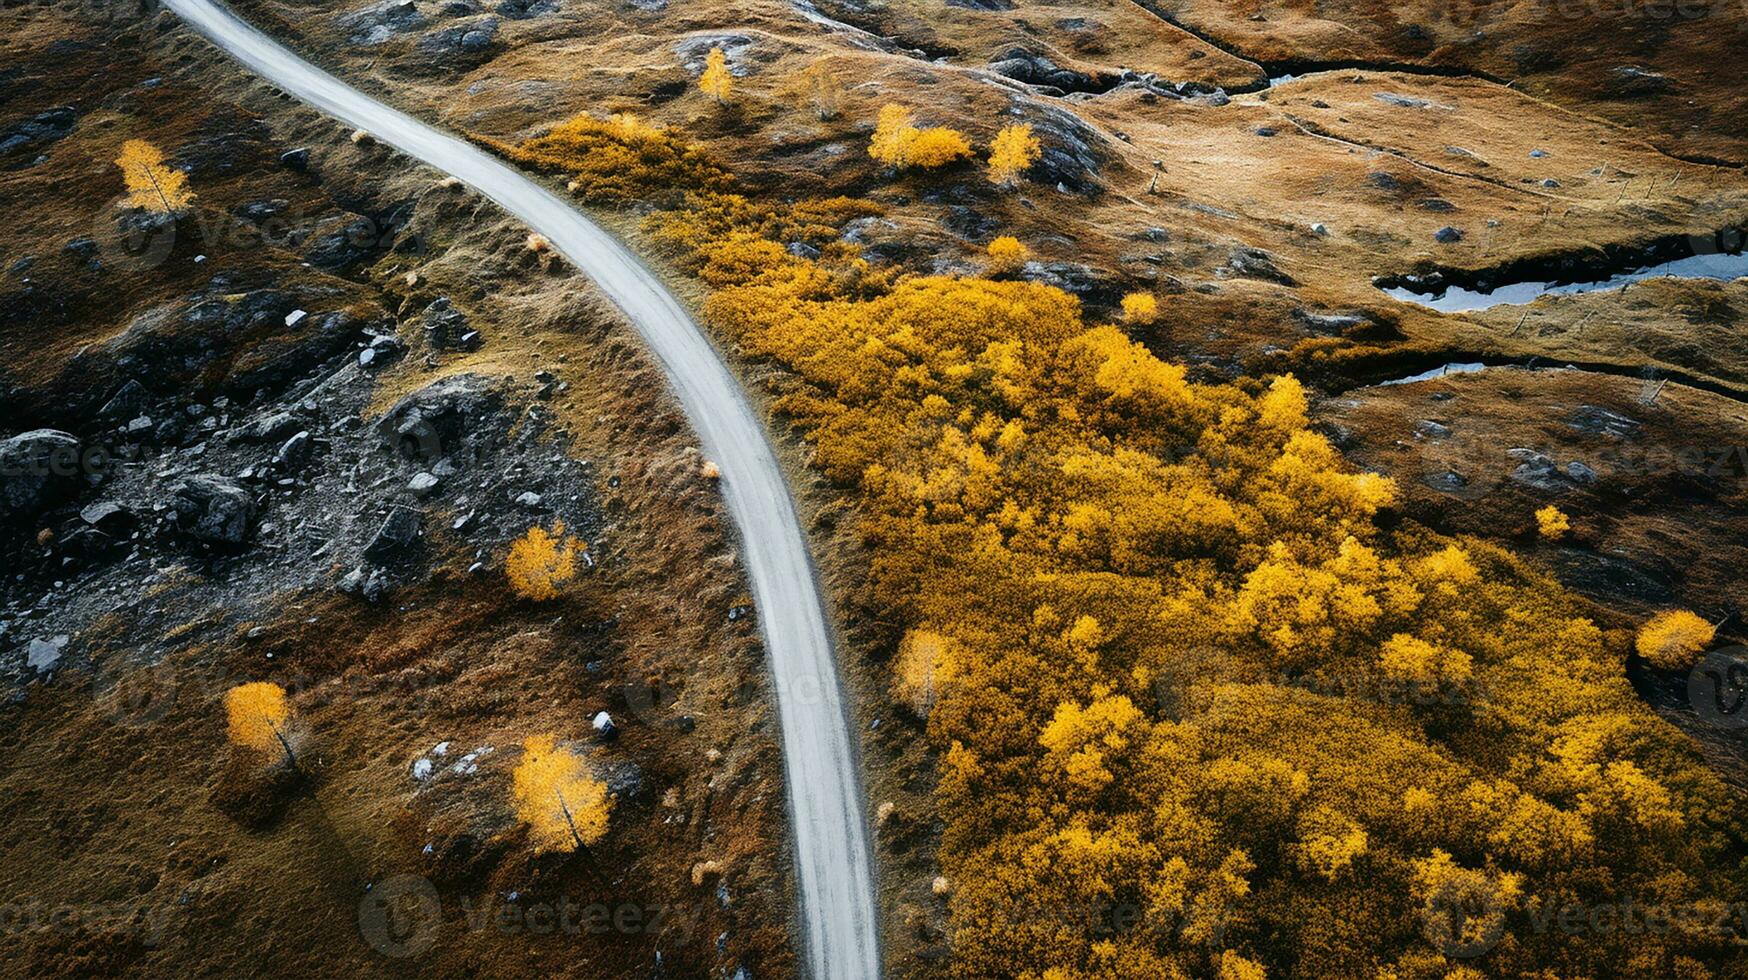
[421,297,473,349]
[26,635,68,673]
[408,472,440,497]
[233,411,303,445]
[337,0,426,45]
[1221,246,1296,286]
[279,148,310,172]
[1609,65,1672,96]
[100,380,150,420]
[276,431,313,469]
[417,17,499,59]
[365,505,422,563]
[1568,405,1640,439]
[80,500,134,531]
[943,206,1000,241]
[0,429,82,520]
[376,373,506,462]
[0,106,77,158]
[1374,92,1448,110]
[1022,105,1107,195]
[672,34,754,74]
[1293,310,1367,335]
[496,0,558,17]
[1434,226,1464,244]
[989,48,1100,94]
[168,476,256,544]
[1422,469,1469,494]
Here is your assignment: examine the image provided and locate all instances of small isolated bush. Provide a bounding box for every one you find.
[868,104,971,170]
[506,521,581,601]
[1121,290,1159,324]
[1636,609,1715,669]
[1535,505,1570,540]
[513,735,611,852]
[868,104,916,166]
[505,111,729,204]
[804,60,842,120]
[987,123,1041,187]
[698,46,733,104]
[906,128,973,168]
[226,681,295,767]
[986,236,1028,272]
[114,139,195,216]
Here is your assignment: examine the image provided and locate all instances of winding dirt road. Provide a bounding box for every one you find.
[157,0,880,973]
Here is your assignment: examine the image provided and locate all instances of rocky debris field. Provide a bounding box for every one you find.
[0,6,794,978]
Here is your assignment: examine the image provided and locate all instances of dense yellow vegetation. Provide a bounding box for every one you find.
[529,113,1745,978]
[869,103,972,170]
[500,112,730,204]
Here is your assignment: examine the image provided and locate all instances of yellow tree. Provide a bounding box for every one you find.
[1121,291,1158,325]
[906,128,972,168]
[986,236,1028,272]
[699,47,733,105]
[115,139,196,215]
[869,104,917,166]
[987,123,1041,187]
[506,522,580,601]
[513,735,612,853]
[226,681,296,769]
[805,60,842,120]
[1536,505,1570,540]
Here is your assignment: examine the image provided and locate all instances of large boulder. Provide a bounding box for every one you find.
[0,429,82,520]
[168,476,256,545]
[375,373,507,463]
[0,106,77,161]
[364,505,423,564]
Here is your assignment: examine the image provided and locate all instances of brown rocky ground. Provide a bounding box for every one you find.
[0,4,792,977]
[9,0,1748,973]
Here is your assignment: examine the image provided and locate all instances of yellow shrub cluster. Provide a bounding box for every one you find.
[1636,609,1715,669]
[641,158,1745,977]
[869,103,972,170]
[506,522,581,601]
[501,111,730,203]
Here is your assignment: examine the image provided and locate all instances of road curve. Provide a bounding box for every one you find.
[156,0,881,974]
